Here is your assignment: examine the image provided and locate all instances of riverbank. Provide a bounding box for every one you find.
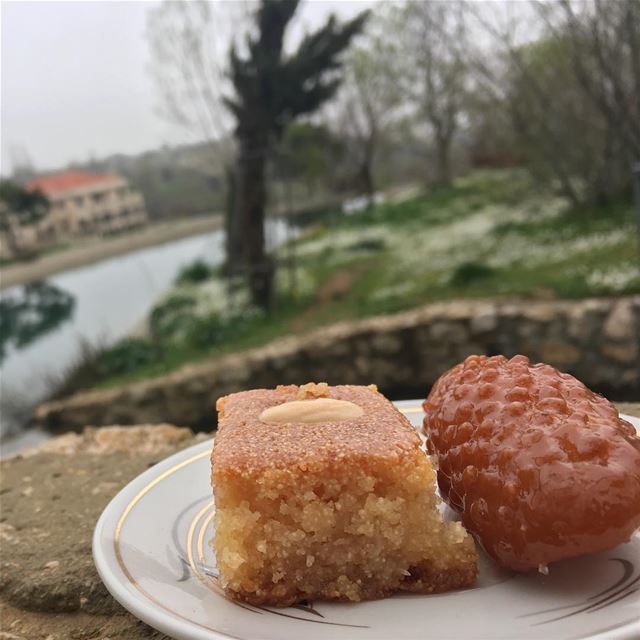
[0,228,226,442]
[0,214,222,290]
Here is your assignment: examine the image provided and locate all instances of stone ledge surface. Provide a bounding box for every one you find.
[33,296,640,433]
[2,407,640,638]
[0,425,208,640]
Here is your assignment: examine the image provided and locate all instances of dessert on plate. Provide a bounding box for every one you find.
[212,382,477,606]
[423,354,640,572]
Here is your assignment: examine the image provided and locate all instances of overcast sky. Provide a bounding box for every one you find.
[1,0,374,175]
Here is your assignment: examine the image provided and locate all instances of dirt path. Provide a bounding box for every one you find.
[289,267,363,333]
[0,215,223,291]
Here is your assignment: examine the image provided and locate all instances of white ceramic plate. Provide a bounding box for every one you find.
[93,401,640,640]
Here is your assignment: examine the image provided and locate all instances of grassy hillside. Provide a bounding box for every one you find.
[61,169,640,391]
[286,170,637,319]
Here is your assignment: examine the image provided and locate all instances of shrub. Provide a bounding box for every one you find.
[149,293,196,340]
[450,261,496,287]
[175,259,215,285]
[183,307,264,350]
[183,314,227,349]
[51,336,157,397]
[347,238,386,252]
[99,337,157,376]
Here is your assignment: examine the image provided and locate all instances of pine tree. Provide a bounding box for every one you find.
[225,0,368,309]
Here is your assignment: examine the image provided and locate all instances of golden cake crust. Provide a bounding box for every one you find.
[214,383,422,477]
[212,382,478,606]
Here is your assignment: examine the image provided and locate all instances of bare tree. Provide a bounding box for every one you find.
[538,0,640,200]
[551,0,640,159]
[146,0,237,143]
[469,0,639,207]
[336,21,400,208]
[146,0,247,269]
[396,1,469,187]
[501,28,586,207]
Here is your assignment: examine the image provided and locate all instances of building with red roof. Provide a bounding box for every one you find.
[25,170,148,239]
[26,171,117,195]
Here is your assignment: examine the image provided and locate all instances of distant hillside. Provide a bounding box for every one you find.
[9,141,229,221]
[87,142,228,220]
[15,128,439,222]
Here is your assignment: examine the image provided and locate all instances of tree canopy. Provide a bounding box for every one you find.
[226,0,369,144]
[0,180,49,229]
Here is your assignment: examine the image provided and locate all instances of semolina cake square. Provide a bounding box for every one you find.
[211,382,477,607]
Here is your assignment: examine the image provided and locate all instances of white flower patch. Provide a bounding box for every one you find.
[154,277,253,325]
[285,178,635,304]
[289,187,568,283]
[487,227,631,269]
[515,196,567,222]
[274,263,316,298]
[342,192,385,214]
[293,226,387,259]
[586,264,640,292]
[384,210,497,275]
[189,278,251,319]
[370,280,416,302]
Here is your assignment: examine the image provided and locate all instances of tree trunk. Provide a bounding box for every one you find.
[236,135,274,310]
[591,126,616,207]
[360,136,376,209]
[223,164,244,277]
[360,159,375,209]
[435,134,452,187]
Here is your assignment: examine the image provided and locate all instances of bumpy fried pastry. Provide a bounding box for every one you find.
[423,355,640,571]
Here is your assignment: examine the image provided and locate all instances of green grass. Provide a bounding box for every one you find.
[284,170,637,312]
[76,169,640,390]
[494,198,634,239]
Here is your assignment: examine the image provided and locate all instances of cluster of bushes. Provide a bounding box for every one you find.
[149,290,263,349]
[60,305,264,390]
[175,259,218,285]
[54,259,265,390]
[76,285,265,389]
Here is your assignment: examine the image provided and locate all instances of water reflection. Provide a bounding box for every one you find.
[0,281,75,362]
[0,230,225,439]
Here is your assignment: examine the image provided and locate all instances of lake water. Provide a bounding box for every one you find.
[0,220,292,441]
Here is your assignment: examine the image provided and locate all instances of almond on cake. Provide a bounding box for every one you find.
[211,382,477,606]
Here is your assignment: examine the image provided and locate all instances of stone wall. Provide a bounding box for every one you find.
[1,425,207,639]
[35,296,640,432]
